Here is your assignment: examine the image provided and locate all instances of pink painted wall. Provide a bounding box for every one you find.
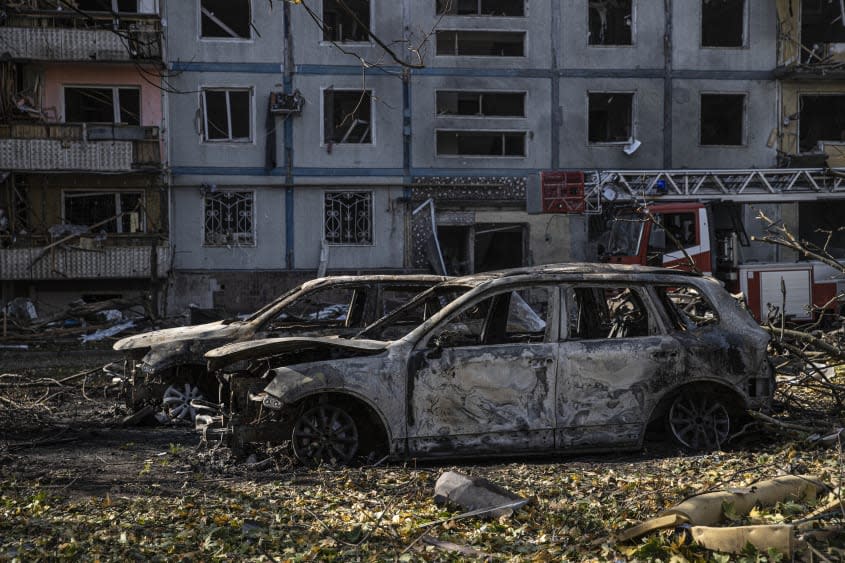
[42,64,162,126]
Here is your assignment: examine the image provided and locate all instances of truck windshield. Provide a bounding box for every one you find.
[606,217,644,257]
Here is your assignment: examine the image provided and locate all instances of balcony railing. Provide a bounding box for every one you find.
[0,242,170,281]
[1,11,162,62]
[0,123,161,172]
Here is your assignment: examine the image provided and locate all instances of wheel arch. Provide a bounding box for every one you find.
[647,380,749,426]
[289,390,393,452]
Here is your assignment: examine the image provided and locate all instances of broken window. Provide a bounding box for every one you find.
[436,131,526,156]
[565,286,653,339]
[324,191,372,245]
[798,201,845,258]
[63,191,144,233]
[656,285,719,330]
[437,223,524,275]
[701,0,745,47]
[588,92,633,143]
[801,0,845,62]
[75,0,145,12]
[202,88,252,142]
[64,87,140,125]
[204,191,254,246]
[799,94,845,152]
[700,93,744,146]
[201,0,251,39]
[323,90,372,144]
[436,91,525,117]
[268,286,360,330]
[435,0,524,16]
[588,0,633,46]
[436,30,525,56]
[322,0,371,42]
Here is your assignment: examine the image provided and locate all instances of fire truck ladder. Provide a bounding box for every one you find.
[582,168,845,213]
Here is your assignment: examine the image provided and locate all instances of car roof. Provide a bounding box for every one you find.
[438,263,701,287]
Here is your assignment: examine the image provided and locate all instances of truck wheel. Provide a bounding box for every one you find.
[291,402,359,465]
[666,391,731,451]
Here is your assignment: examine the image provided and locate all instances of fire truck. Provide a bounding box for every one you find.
[541,169,845,322]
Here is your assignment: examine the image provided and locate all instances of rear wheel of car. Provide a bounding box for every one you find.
[291,402,360,465]
[666,391,732,451]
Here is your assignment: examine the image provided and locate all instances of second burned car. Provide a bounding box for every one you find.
[202,264,774,464]
[112,275,446,419]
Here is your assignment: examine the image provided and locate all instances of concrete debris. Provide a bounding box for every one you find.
[434,471,528,518]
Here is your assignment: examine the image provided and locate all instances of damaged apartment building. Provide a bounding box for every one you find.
[2,1,845,317]
[0,0,168,319]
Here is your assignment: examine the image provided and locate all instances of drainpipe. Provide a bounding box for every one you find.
[283,1,295,270]
[663,0,673,169]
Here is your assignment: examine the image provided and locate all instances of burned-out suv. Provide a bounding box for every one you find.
[203,264,774,464]
[112,275,445,419]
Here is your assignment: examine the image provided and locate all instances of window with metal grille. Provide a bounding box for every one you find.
[204,191,255,246]
[64,87,140,125]
[324,191,373,245]
[201,0,251,39]
[323,90,372,144]
[202,88,252,142]
[63,191,144,233]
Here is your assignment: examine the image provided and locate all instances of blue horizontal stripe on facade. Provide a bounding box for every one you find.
[171,166,538,178]
[168,62,775,80]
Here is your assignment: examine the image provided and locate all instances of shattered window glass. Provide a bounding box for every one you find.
[436,0,524,16]
[700,93,744,146]
[656,285,719,330]
[435,30,525,56]
[798,95,845,152]
[323,90,372,144]
[201,0,251,39]
[64,87,140,125]
[606,215,644,256]
[323,0,371,42]
[202,89,252,142]
[204,191,254,246]
[267,287,358,330]
[359,285,474,340]
[436,131,527,156]
[588,92,633,143]
[565,286,652,340]
[63,191,144,233]
[436,91,525,117]
[588,0,633,46]
[701,0,745,48]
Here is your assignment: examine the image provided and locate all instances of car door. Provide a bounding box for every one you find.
[406,286,558,457]
[555,284,684,449]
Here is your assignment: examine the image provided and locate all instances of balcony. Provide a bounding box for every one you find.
[0,123,161,172]
[0,239,170,281]
[0,11,162,62]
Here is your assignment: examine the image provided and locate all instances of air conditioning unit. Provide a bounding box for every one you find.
[269,91,304,115]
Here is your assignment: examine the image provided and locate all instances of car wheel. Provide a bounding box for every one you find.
[291,402,359,465]
[162,382,207,421]
[666,392,731,451]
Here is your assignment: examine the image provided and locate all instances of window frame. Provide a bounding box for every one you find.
[586,91,636,146]
[323,190,375,247]
[698,91,747,147]
[434,89,527,118]
[435,129,528,158]
[61,189,147,234]
[320,0,374,45]
[700,0,748,49]
[202,189,257,247]
[198,0,253,41]
[797,92,845,154]
[560,283,662,341]
[435,0,526,17]
[587,0,636,48]
[435,29,527,57]
[320,87,376,146]
[62,85,141,125]
[200,87,254,143]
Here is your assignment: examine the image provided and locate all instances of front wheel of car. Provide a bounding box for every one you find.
[666,392,732,451]
[291,402,360,465]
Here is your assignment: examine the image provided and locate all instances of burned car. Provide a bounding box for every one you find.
[203,264,774,464]
[112,275,445,419]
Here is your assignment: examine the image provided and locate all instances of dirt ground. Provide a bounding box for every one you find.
[1,349,843,561]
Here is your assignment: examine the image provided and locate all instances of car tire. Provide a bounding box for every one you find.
[666,391,732,451]
[291,401,360,466]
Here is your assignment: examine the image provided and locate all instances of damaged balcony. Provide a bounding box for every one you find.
[776,0,845,77]
[0,8,162,63]
[0,123,161,172]
[0,243,170,281]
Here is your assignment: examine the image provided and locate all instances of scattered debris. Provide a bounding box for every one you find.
[433,471,528,518]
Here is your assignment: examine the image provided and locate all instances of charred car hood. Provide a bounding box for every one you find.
[113,321,244,352]
[205,336,389,371]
